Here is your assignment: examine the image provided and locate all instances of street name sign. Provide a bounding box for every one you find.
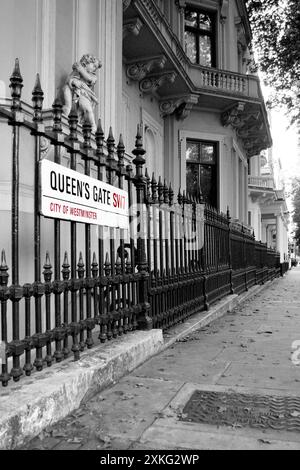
[40,160,129,229]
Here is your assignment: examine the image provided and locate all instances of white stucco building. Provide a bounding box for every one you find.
[0,0,272,220]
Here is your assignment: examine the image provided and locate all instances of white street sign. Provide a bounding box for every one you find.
[40,160,129,229]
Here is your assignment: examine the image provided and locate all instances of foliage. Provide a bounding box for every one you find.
[246,0,300,126]
[291,178,300,244]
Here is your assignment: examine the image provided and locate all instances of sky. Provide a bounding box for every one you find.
[271,111,300,184]
[260,80,300,222]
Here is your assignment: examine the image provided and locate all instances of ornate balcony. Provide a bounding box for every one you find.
[123,0,272,157]
[248,176,275,190]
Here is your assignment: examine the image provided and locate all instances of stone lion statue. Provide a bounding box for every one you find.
[62,54,102,132]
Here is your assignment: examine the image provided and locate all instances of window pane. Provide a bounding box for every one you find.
[186,142,200,162]
[200,144,216,164]
[199,35,212,67]
[186,164,200,196]
[185,10,198,28]
[185,31,197,64]
[200,165,217,207]
[199,13,212,31]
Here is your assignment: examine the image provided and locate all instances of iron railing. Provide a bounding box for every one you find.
[0,60,281,388]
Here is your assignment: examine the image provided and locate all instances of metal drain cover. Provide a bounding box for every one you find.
[182,391,300,432]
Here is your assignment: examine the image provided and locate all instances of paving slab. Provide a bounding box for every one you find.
[16,268,300,450]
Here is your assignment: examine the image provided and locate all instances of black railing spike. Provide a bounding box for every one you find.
[107,126,115,143]
[151,173,158,202]
[169,182,174,206]
[1,249,7,267]
[178,187,183,205]
[52,93,63,132]
[92,252,97,264]
[33,73,43,94]
[43,252,52,282]
[10,58,23,111]
[126,251,132,273]
[0,249,9,286]
[116,255,122,274]
[92,253,98,278]
[96,119,104,140]
[118,133,125,149]
[117,134,125,171]
[68,101,79,141]
[145,168,151,201]
[132,124,146,173]
[136,123,142,140]
[133,124,144,154]
[104,252,111,276]
[158,176,164,204]
[11,58,22,80]
[77,252,85,278]
[62,251,70,280]
[82,118,92,148]
[163,179,169,204]
[69,101,78,119]
[32,73,44,122]
[44,251,51,267]
[78,251,84,266]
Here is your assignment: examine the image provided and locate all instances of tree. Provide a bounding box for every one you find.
[291,178,300,246]
[246,0,300,126]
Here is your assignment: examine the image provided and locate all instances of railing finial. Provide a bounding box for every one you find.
[10,58,23,111]
[32,73,44,122]
[68,101,79,141]
[52,92,63,132]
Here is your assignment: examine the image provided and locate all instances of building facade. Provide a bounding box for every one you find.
[0,0,272,220]
[248,147,289,263]
[0,0,285,389]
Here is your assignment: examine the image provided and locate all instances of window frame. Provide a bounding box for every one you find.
[186,139,219,209]
[184,7,217,67]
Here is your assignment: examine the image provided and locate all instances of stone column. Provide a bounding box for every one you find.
[97,0,122,136]
[276,214,282,261]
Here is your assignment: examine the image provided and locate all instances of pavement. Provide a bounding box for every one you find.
[20,267,300,450]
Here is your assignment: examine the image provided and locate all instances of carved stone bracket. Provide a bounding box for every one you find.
[139,72,177,94]
[159,94,198,120]
[221,102,245,128]
[237,121,264,138]
[123,0,131,12]
[126,55,167,81]
[250,193,276,204]
[175,0,186,12]
[123,18,143,39]
[221,103,270,157]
